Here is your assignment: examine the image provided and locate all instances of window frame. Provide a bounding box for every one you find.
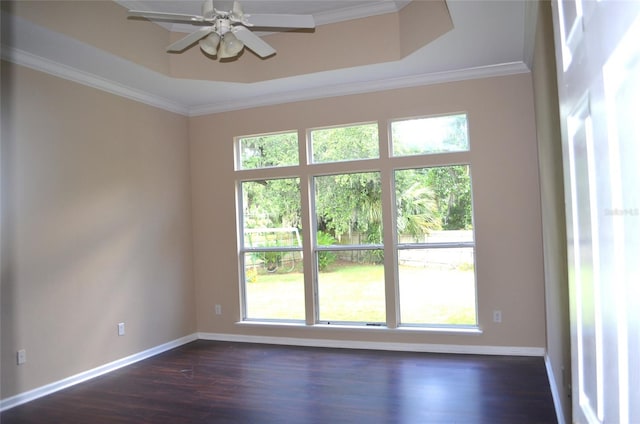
[392,163,478,328]
[389,113,471,158]
[235,112,479,330]
[307,121,380,164]
[235,129,300,171]
[310,171,385,325]
[237,177,305,323]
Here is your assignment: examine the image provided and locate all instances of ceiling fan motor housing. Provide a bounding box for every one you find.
[215,18,233,36]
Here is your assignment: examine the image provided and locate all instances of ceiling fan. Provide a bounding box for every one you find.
[127,0,316,60]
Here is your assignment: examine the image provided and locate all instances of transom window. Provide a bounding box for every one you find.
[309,122,379,163]
[236,113,477,328]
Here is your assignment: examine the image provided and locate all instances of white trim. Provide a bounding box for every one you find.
[237,320,483,335]
[0,47,189,116]
[313,0,410,27]
[522,0,539,70]
[197,332,545,357]
[188,62,531,116]
[0,332,545,412]
[545,354,566,424]
[2,42,528,117]
[0,333,198,412]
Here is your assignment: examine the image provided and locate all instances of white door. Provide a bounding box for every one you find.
[551,0,640,423]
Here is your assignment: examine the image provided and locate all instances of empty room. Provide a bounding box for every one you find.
[2,1,638,423]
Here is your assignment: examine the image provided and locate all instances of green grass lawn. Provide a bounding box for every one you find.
[245,262,476,325]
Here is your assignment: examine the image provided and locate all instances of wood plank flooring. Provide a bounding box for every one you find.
[1,340,557,423]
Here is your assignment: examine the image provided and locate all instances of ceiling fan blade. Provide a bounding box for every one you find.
[247,14,315,29]
[128,10,205,23]
[232,26,276,58]
[202,0,215,19]
[167,27,214,52]
[232,1,244,18]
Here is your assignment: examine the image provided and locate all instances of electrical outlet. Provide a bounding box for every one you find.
[493,310,502,323]
[118,322,125,336]
[17,349,26,365]
[215,304,222,315]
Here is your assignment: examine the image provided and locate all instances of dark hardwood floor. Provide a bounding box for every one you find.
[1,340,557,423]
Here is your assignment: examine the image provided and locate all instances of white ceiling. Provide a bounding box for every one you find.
[1,1,535,116]
[116,0,413,31]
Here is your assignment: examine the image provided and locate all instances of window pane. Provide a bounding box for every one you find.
[241,177,303,320]
[398,248,476,325]
[242,178,301,246]
[314,172,383,245]
[237,131,298,170]
[395,166,473,238]
[244,252,304,320]
[395,166,476,326]
[316,250,385,323]
[391,114,469,157]
[310,123,379,163]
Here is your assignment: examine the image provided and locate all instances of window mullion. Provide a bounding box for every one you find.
[382,167,399,329]
[300,173,317,325]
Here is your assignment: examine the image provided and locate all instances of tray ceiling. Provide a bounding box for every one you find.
[1,1,535,116]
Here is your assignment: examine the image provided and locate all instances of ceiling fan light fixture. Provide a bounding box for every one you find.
[219,32,244,58]
[128,0,316,60]
[199,32,220,56]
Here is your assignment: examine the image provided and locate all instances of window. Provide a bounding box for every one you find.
[309,122,379,163]
[236,113,476,328]
[313,172,385,324]
[240,178,304,321]
[394,166,476,325]
[391,114,469,156]
[237,131,299,170]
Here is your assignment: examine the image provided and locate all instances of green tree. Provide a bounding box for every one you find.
[426,165,473,230]
[314,172,382,242]
[243,178,300,230]
[239,132,298,169]
[395,180,441,240]
[241,126,472,255]
[310,124,378,163]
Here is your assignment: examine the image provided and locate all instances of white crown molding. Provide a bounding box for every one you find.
[189,61,531,116]
[0,333,198,412]
[198,332,546,356]
[1,46,190,116]
[3,40,529,118]
[313,0,410,27]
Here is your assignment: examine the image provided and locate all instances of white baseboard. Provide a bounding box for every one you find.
[545,354,566,424]
[1,332,546,412]
[0,333,198,412]
[198,332,546,356]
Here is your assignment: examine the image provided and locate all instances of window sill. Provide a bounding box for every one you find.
[236,320,483,335]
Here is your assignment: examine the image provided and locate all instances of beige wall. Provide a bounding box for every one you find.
[0,0,560,407]
[531,1,571,422]
[1,66,549,404]
[4,1,170,75]
[0,61,195,399]
[190,73,547,348]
